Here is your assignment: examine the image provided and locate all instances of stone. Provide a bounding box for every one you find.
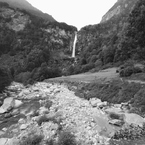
[0,107,5,114]
[39,107,48,115]
[2,128,7,132]
[4,112,12,118]
[90,98,102,107]
[97,102,107,109]
[14,100,23,108]
[0,130,5,136]
[5,138,19,145]
[12,109,19,116]
[18,118,25,124]
[0,97,14,113]
[109,119,124,126]
[124,113,145,127]
[0,138,9,145]
[20,124,28,130]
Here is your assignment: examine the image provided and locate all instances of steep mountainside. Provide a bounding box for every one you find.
[0,0,55,21]
[0,2,77,92]
[72,0,145,74]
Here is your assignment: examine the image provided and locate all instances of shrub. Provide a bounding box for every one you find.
[120,66,142,77]
[81,63,95,72]
[0,67,11,93]
[44,100,52,109]
[57,130,77,145]
[20,134,43,145]
[46,139,54,145]
[37,115,50,126]
[119,66,134,77]
[37,115,62,126]
[15,71,31,84]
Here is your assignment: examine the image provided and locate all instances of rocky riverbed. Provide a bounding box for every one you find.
[0,81,145,145]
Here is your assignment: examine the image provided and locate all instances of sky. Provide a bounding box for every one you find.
[27,0,117,30]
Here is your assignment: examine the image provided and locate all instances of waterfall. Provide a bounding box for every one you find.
[72,32,77,58]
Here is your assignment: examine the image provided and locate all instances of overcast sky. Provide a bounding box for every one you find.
[27,0,117,29]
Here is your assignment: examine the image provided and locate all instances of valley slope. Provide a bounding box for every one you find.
[71,0,145,75]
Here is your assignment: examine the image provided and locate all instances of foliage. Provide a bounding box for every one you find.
[57,130,77,145]
[20,134,43,145]
[119,66,142,77]
[113,125,145,140]
[0,5,76,86]
[74,80,145,112]
[0,67,11,93]
[37,115,62,126]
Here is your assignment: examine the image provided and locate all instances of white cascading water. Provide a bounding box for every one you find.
[72,32,77,58]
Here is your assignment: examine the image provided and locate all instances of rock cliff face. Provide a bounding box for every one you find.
[74,0,145,74]
[0,2,77,87]
[101,0,137,23]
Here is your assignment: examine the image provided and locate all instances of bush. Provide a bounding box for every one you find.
[46,139,54,145]
[37,115,62,126]
[15,71,31,84]
[119,66,134,77]
[120,66,142,77]
[0,67,11,93]
[37,115,50,126]
[57,130,77,145]
[20,134,43,145]
[44,100,52,109]
[81,63,95,72]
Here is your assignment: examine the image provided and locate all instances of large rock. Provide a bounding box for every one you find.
[0,138,9,145]
[0,107,6,114]
[0,97,14,114]
[90,98,102,107]
[20,124,28,130]
[39,107,49,115]
[14,100,23,108]
[124,113,145,127]
[97,101,108,109]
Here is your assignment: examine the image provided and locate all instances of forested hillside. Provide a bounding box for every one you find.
[72,0,145,74]
[0,2,77,92]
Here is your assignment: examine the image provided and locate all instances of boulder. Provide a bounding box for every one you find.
[124,113,145,127]
[5,138,19,145]
[2,128,7,132]
[0,97,14,114]
[97,101,108,109]
[18,118,25,124]
[12,109,19,116]
[109,119,124,126]
[39,107,49,115]
[14,100,23,108]
[0,138,9,145]
[0,107,6,114]
[90,98,102,107]
[4,112,12,118]
[20,124,28,130]
[0,130,5,136]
